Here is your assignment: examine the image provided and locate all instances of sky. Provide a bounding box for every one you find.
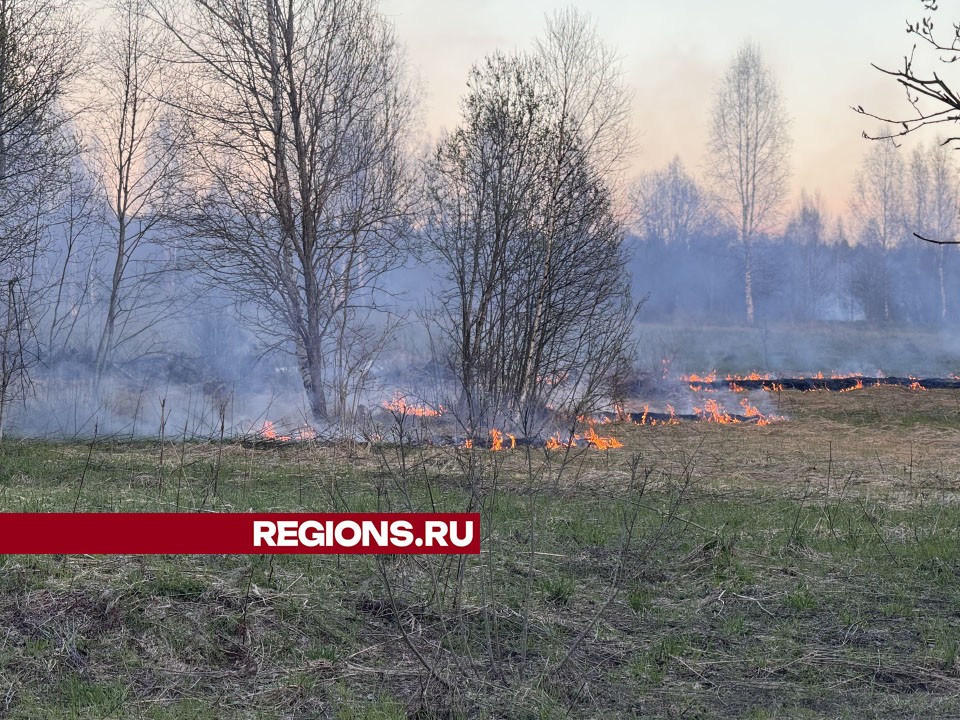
[379,0,933,220]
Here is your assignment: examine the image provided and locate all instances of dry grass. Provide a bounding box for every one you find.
[1,386,960,718]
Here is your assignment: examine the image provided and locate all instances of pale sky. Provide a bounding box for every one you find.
[380,0,934,219]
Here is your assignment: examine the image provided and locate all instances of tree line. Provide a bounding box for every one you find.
[632,134,960,327]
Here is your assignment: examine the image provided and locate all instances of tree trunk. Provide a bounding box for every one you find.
[743,234,755,325]
[295,336,327,422]
[95,222,125,385]
[939,246,947,322]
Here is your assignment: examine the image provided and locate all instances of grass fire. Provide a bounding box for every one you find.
[3,0,960,716]
[4,382,960,718]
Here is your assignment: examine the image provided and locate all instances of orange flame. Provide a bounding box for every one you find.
[490,428,516,451]
[546,428,622,450]
[382,393,443,417]
[725,372,771,382]
[839,379,864,393]
[583,426,623,450]
[545,433,574,450]
[295,426,317,441]
[693,398,739,424]
[738,398,773,426]
[665,404,680,424]
[260,420,291,442]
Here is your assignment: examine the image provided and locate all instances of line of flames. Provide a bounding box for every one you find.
[469,425,623,451]
[635,398,775,427]
[684,370,929,394]
[254,367,938,450]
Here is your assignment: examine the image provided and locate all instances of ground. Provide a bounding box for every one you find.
[1,385,960,718]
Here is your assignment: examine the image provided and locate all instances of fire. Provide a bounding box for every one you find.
[260,420,291,442]
[729,382,745,393]
[253,420,318,443]
[583,426,623,450]
[908,377,926,391]
[545,427,622,450]
[838,379,863,392]
[683,371,717,384]
[463,438,473,449]
[660,357,671,380]
[545,433,575,450]
[537,371,569,387]
[725,372,771,382]
[294,426,317,441]
[490,428,516,451]
[693,398,739,424]
[738,398,774,426]
[382,393,443,417]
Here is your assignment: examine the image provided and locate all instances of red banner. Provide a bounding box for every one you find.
[0,513,480,554]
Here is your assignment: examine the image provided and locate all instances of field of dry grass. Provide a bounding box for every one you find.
[1,384,959,718]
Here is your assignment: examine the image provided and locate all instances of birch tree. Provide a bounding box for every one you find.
[153,0,416,424]
[707,42,791,325]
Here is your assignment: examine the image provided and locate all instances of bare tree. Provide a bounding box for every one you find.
[856,0,960,148]
[632,156,713,246]
[0,0,85,261]
[904,137,959,319]
[91,0,182,384]
[851,131,906,253]
[519,7,635,418]
[425,46,638,436]
[0,0,85,435]
[534,7,633,178]
[926,139,959,317]
[854,1,960,248]
[88,0,182,382]
[706,42,791,325]
[44,160,104,362]
[783,189,833,321]
[849,130,906,322]
[152,0,416,424]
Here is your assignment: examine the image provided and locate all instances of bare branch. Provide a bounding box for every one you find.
[914,231,960,244]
